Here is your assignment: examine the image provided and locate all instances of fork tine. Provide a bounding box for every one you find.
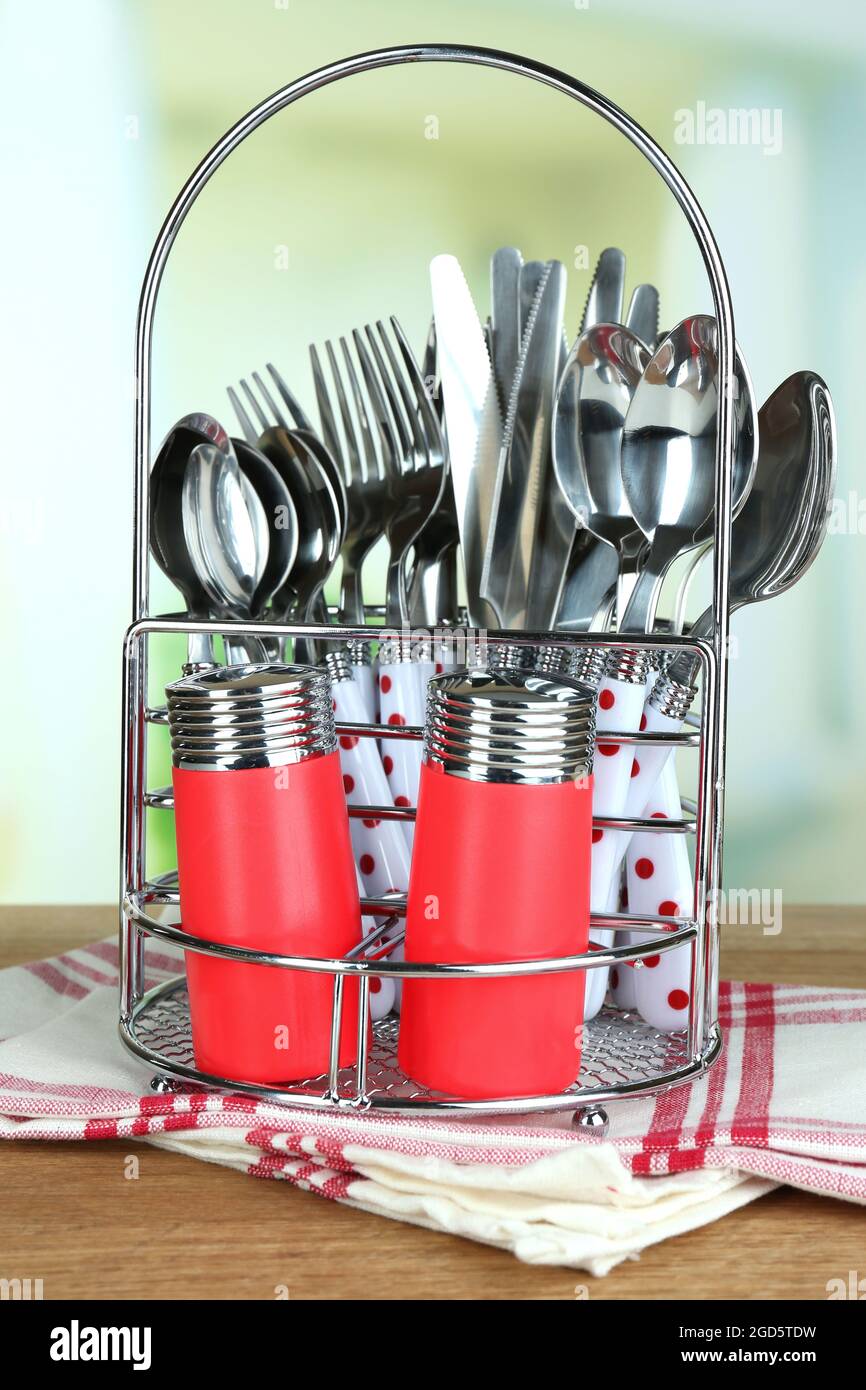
[351,327,401,474]
[266,362,314,433]
[374,320,426,462]
[323,342,361,487]
[227,385,258,445]
[252,370,288,430]
[362,324,412,463]
[389,315,444,463]
[309,344,345,474]
[337,339,380,485]
[240,378,269,436]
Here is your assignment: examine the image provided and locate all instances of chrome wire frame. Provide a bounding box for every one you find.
[120,618,721,1116]
[122,44,735,1120]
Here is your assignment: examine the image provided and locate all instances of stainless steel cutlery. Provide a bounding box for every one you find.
[152,243,837,723]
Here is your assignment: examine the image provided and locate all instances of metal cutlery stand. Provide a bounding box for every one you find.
[120,45,738,1132]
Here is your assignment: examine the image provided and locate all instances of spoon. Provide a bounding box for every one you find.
[231,438,298,618]
[150,413,235,668]
[232,368,349,553]
[624,371,836,1032]
[259,363,349,544]
[182,437,276,665]
[618,315,758,635]
[553,322,651,617]
[667,370,836,685]
[256,426,341,661]
[614,369,836,878]
[290,430,344,626]
[554,527,620,632]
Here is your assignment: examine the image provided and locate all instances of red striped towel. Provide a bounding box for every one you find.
[2,936,864,1273]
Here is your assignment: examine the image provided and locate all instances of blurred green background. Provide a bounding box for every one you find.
[1,0,864,903]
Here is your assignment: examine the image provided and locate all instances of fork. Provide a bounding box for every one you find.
[310,320,445,656]
[406,319,460,629]
[338,317,446,627]
[312,317,447,835]
[309,334,396,718]
[309,339,390,628]
[228,370,342,663]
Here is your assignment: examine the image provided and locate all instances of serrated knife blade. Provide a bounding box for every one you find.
[481,260,569,629]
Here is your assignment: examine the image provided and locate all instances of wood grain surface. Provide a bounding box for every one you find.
[1,903,863,1301]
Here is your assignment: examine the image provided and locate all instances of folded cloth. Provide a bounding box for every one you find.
[2,936,865,1275]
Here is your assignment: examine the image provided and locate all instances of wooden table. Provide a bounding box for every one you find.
[1,904,863,1301]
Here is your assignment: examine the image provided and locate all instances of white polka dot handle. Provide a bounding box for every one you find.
[377,659,425,851]
[584,874,621,1020]
[414,641,452,703]
[605,699,685,887]
[350,660,378,725]
[584,675,648,1021]
[626,756,694,1032]
[332,675,412,908]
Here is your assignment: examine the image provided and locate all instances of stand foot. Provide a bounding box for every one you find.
[573,1104,609,1135]
[151,1074,182,1095]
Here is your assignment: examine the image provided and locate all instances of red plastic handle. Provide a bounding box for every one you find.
[173,751,361,1083]
[398,762,593,1099]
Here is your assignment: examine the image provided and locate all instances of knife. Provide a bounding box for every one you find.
[625,283,660,347]
[489,245,523,416]
[520,259,578,630]
[430,254,502,627]
[481,260,568,628]
[519,260,547,338]
[580,247,626,332]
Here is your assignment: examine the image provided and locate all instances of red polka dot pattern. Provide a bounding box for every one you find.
[599,743,619,757]
[630,760,640,778]
[651,811,667,819]
[383,755,394,776]
[359,854,375,875]
[599,688,615,710]
[668,989,689,1011]
[643,954,661,969]
[362,818,381,829]
[639,713,647,731]
[658,900,679,916]
[387,713,406,727]
[635,857,654,880]
[394,795,410,807]
[342,774,354,794]
[370,978,381,994]
[380,674,392,694]
[592,828,603,843]
[339,735,358,750]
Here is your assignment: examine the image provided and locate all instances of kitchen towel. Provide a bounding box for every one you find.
[2,935,865,1275]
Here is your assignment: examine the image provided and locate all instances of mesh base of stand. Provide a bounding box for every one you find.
[130,978,693,1109]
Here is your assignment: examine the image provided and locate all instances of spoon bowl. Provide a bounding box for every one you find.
[150,413,236,665]
[619,315,758,633]
[231,438,298,616]
[182,441,261,616]
[678,370,835,663]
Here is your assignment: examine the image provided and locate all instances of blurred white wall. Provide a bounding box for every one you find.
[0,0,149,900]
